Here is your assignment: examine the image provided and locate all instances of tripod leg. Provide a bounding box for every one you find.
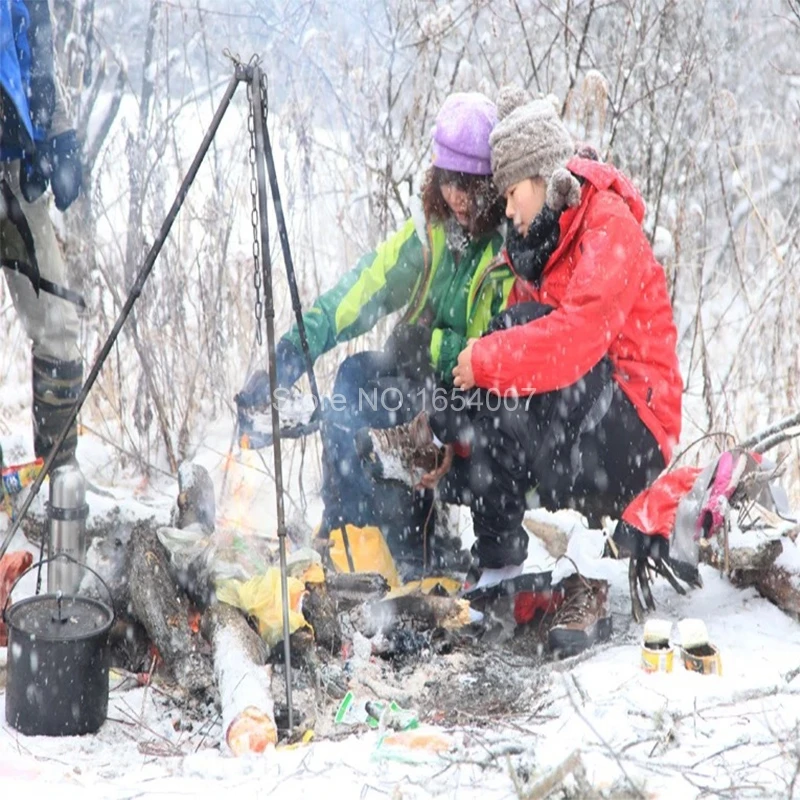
[250,66,295,731]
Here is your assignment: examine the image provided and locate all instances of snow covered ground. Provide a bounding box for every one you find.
[2,423,800,798]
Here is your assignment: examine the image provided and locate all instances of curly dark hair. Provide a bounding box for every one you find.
[421,167,505,239]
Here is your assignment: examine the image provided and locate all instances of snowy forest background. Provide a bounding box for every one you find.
[1,0,799,512]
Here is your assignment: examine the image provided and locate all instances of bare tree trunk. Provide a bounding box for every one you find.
[124,0,159,286]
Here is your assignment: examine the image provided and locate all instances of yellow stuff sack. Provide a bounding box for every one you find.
[326,525,400,588]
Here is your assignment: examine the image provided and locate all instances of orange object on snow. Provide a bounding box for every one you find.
[0,551,34,646]
[226,706,278,756]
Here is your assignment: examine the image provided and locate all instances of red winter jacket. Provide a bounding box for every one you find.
[471,157,683,463]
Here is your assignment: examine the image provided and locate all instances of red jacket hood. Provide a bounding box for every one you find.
[567,157,646,224]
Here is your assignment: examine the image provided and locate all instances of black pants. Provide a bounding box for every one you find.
[320,350,473,571]
[450,358,665,569]
[320,351,424,530]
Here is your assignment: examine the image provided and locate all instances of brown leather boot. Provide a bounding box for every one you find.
[548,574,612,657]
[355,411,445,488]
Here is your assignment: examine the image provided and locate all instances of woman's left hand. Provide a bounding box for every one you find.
[417,444,454,490]
[452,338,478,389]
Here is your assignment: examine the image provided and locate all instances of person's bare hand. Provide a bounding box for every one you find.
[452,338,478,389]
[417,444,454,490]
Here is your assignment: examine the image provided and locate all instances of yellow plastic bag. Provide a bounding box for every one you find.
[216,568,310,648]
[327,525,400,588]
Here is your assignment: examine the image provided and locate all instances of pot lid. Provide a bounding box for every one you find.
[6,594,112,641]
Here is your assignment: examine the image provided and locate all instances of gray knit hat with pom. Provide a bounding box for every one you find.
[490,85,581,212]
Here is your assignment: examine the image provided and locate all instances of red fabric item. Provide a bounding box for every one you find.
[470,157,683,463]
[0,551,34,646]
[513,588,564,625]
[621,466,703,539]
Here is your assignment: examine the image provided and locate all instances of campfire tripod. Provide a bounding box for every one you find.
[0,56,321,731]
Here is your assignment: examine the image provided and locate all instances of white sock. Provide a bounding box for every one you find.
[475,563,524,589]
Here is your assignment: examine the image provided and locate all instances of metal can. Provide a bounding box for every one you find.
[641,644,674,673]
[680,645,723,676]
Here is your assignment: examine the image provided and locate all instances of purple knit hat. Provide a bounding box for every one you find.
[432,92,497,176]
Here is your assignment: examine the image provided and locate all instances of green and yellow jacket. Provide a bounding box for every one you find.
[283,212,514,385]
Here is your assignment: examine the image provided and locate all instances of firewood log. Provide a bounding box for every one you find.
[523,517,569,558]
[172,461,216,533]
[325,571,390,609]
[352,593,472,638]
[129,526,213,692]
[80,519,138,616]
[202,603,277,755]
[753,566,800,618]
[703,537,800,620]
[302,581,342,654]
[700,538,782,572]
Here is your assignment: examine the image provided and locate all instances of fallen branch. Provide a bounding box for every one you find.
[739,410,800,451]
[518,750,584,800]
[752,566,800,618]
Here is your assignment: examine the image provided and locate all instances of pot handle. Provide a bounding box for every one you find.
[2,553,116,624]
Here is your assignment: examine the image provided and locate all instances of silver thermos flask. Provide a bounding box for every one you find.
[47,463,89,594]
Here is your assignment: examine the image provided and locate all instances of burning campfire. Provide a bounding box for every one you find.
[2,460,473,754]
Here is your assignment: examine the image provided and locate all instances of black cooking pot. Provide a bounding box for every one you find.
[3,554,114,737]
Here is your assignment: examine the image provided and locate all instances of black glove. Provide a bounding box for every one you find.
[485,301,555,335]
[19,151,49,204]
[234,369,271,410]
[20,130,83,211]
[234,340,307,410]
[610,520,701,622]
[49,131,83,211]
[384,323,432,379]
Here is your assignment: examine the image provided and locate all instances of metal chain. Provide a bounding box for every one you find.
[247,78,263,345]
[259,70,269,126]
